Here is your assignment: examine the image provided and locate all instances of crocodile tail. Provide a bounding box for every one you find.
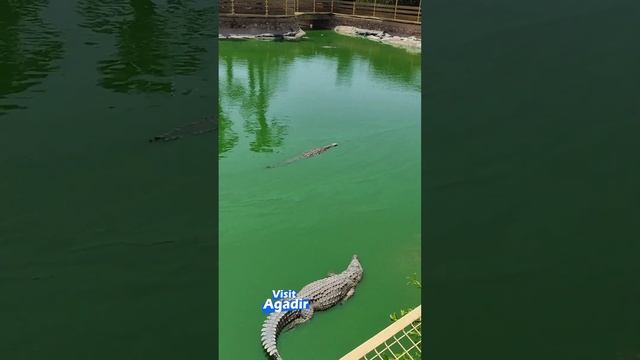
[261,310,299,359]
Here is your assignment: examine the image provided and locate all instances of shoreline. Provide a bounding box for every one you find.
[334,26,421,53]
[218,26,421,54]
[218,25,422,54]
[218,28,306,41]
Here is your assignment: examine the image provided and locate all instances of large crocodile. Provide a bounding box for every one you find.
[261,255,363,360]
[266,143,338,168]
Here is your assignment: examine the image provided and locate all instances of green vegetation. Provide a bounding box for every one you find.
[383,274,421,360]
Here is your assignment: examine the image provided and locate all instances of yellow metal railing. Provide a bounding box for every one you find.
[341,305,422,360]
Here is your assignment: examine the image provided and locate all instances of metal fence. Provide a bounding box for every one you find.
[340,305,422,360]
[219,0,421,24]
[331,0,421,23]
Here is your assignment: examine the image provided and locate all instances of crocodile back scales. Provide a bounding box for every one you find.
[260,255,363,359]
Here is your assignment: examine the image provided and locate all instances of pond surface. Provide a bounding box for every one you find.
[1,1,216,358]
[219,31,421,359]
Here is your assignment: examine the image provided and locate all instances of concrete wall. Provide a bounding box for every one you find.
[294,13,334,30]
[219,15,301,36]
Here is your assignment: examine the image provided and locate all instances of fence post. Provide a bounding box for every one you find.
[393,0,398,19]
[265,0,269,15]
[352,0,355,15]
[231,0,235,14]
[373,0,376,17]
[417,0,421,22]
[313,0,316,12]
[331,0,334,13]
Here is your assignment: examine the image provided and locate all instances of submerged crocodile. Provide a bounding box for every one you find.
[148,117,216,143]
[261,255,363,360]
[266,143,338,168]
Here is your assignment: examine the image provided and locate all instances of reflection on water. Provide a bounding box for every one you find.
[241,56,287,153]
[218,96,238,155]
[323,34,421,89]
[78,0,215,93]
[0,0,216,116]
[0,0,63,116]
[219,49,290,155]
[218,32,421,156]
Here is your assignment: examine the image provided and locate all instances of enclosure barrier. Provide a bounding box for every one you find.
[219,0,421,24]
[340,305,422,360]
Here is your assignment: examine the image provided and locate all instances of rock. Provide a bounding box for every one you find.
[283,29,306,41]
[226,34,253,40]
[334,26,357,36]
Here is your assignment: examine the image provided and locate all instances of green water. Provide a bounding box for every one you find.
[424,1,640,359]
[0,1,217,358]
[219,32,421,359]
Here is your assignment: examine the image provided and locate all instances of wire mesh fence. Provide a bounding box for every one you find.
[341,305,422,360]
[332,0,421,23]
[219,0,421,24]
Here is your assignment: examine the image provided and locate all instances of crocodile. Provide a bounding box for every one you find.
[148,117,216,143]
[260,255,363,360]
[266,143,338,168]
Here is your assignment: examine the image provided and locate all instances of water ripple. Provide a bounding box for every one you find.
[0,0,64,116]
[77,0,216,94]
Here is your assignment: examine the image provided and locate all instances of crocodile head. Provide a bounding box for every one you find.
[325,142,338,149]
[346,254,363,283]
